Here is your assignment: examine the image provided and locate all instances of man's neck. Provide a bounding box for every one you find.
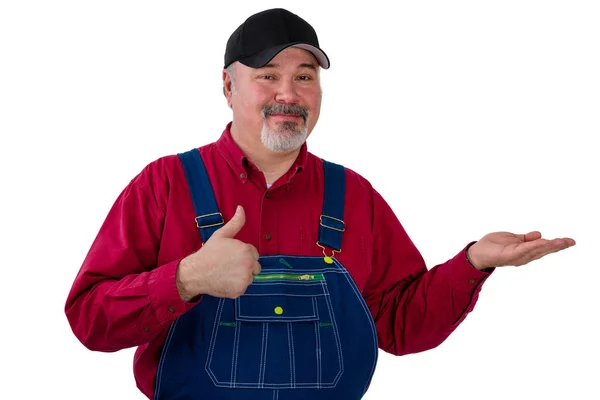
[231,124,300,185]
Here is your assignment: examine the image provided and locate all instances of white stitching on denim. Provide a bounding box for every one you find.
[231,316,241,388]
[238,315,317,321]
[323,281,344,386]
[262,322,271,385]
[340,260,379,395]
[314,298,321,389]
[259,322,268,388]
[154,318,179,398]
[264,323,269,386]
[252,268,341,274]
[230,382,342,388]
[238,279,335,388]
[237,312,317,321]
[201,256,370,390]
[287,322,295,388]
[205,298,226,386]
[236,296,318,321]
[243,284,327,298]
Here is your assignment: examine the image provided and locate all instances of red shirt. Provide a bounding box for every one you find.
[65,123,492,399]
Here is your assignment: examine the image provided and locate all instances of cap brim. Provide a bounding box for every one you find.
[238,42,330,69]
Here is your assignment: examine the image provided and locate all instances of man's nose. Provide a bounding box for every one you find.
[274,79,301,104]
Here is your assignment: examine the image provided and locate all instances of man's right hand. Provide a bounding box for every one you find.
[176,205,261,301]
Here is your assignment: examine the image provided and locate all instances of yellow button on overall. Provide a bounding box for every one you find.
[324,256,333,264]
[274,306,283,315]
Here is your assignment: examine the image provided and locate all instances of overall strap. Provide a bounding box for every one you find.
[318,159,346,252]
[177,149,224,243]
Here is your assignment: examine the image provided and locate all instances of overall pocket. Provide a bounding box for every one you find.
[206,273,343,389]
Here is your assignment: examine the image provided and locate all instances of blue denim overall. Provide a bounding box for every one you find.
[154,149,378,400]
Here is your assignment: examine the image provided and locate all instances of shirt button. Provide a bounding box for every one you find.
[265,233,272,240]
[240,173,246,179]
[168,306,176,313]
[468,279,476,284]
[265,192,270,198]
[143,326,149,332]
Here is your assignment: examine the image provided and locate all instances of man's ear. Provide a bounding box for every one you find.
[222,69,234,108]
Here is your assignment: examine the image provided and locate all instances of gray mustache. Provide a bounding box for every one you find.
[262,104,308,120]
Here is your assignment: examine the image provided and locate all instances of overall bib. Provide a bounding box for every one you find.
[154,149,378,400]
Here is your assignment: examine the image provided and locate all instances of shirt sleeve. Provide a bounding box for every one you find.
[64,169,196,352]
[362,188,493,356]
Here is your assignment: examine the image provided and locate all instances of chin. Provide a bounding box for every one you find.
[261,131,307,153]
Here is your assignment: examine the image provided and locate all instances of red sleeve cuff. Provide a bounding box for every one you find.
[451,241,494,281]
[444,242,494,326]
[148,258,200,326]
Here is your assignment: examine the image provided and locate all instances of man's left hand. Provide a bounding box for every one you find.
[467,231,576,270]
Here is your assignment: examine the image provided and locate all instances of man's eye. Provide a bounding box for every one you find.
[261,75,275,80]
[297,76,311,81]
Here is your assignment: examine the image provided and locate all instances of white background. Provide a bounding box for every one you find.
[1,1,598,399]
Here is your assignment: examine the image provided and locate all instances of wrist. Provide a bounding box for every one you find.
[176,256,202,302]
[466,243,495,273]
[466,242,485,271]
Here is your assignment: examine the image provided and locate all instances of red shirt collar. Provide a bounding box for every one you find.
[216,121,308,182]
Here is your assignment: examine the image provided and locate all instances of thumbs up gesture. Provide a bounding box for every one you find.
[176,206,261,301]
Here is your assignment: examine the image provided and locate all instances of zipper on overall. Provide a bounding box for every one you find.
[253,273,325,281]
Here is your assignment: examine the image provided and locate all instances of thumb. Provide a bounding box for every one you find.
[213,206,245,239]
[516,231,542,242]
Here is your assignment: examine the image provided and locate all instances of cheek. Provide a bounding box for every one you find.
[306,91,322,119]
[233,90,270,118]
[313,95,322,113]
[245,88,273,112]
[302,85,321,105]
[255,88,276,109]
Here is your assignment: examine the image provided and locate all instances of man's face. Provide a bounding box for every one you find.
[224,47,322,152]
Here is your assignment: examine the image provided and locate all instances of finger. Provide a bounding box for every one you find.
[517,247,561,266]
[514,238,550,254]
[516,240,572,266]
[252,261,262,275]
[213,205,246,239]
[510,240,551,265]
[519,238,574,255]
[550,237,576,249]
[561,237,577,247]
[248,244,260,261]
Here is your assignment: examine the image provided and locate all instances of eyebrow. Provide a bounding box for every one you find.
[262,63,317,71]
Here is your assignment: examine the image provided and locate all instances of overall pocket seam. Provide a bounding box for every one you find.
[206,277,345,388]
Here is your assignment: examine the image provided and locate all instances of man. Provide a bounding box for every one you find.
[65,8,575,400]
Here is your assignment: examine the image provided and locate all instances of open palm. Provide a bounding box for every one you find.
[467,231,576,269]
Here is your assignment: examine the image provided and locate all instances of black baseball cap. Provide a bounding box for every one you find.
[224,8,330,70]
